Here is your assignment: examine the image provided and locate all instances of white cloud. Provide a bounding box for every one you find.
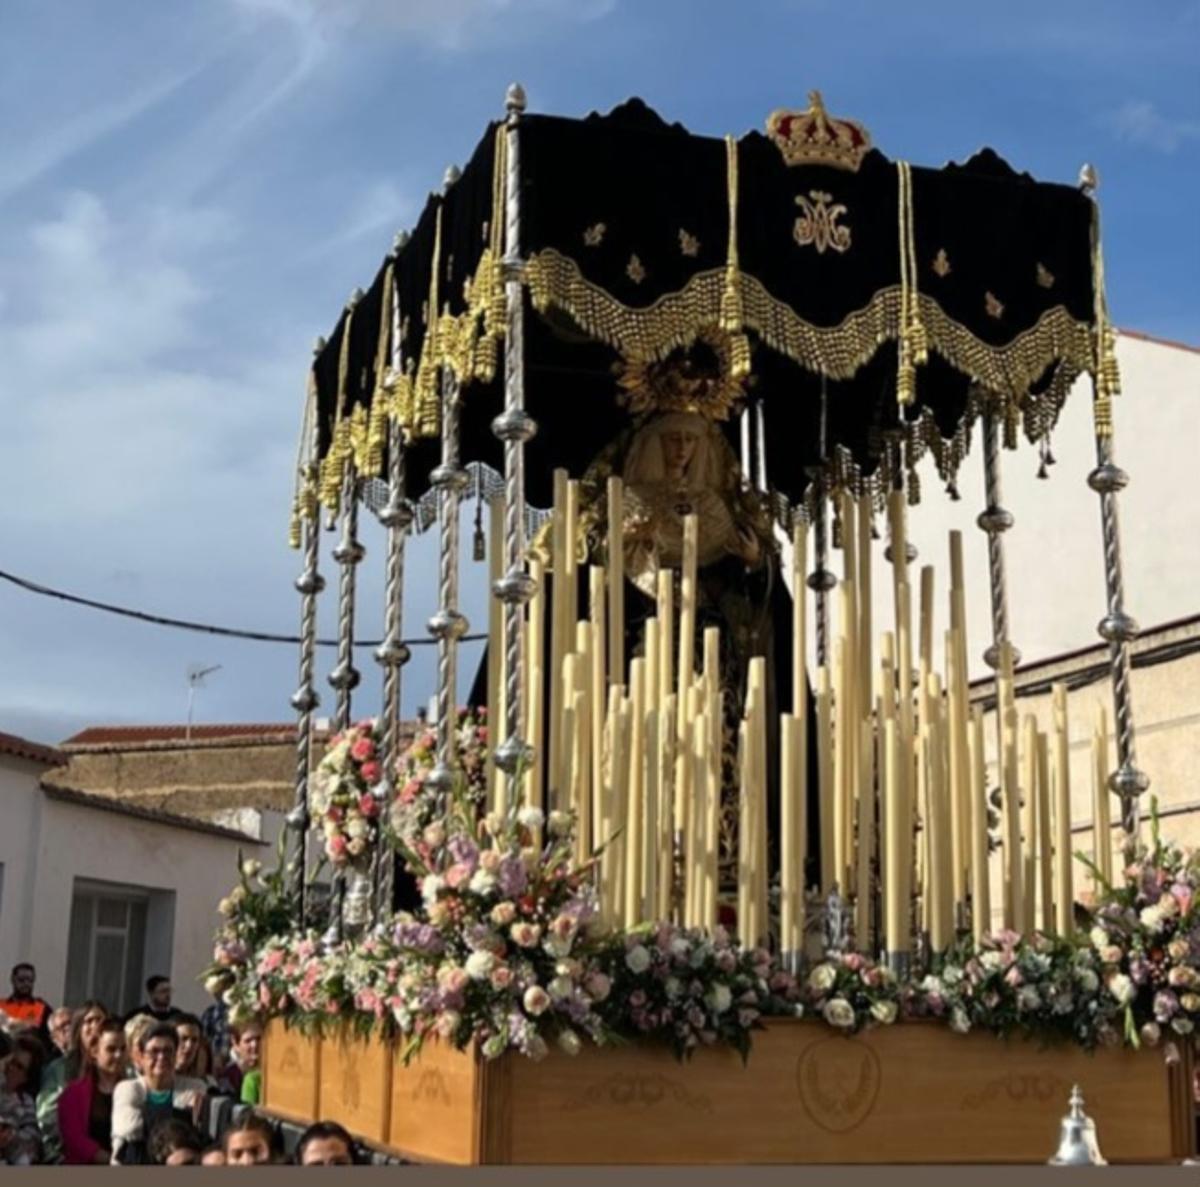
[1110,99,1200,154]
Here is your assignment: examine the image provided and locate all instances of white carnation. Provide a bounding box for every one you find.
[465,951,495,981]
[625,945,652,974]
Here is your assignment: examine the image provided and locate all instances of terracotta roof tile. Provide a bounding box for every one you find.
[0,729,67,767]
[64,723,298,746]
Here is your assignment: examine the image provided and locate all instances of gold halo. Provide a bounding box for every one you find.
[615,327,748,422]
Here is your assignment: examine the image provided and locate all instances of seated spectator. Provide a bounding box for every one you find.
[296,1120,357,1166]
[218,1019,264,1102]
[37,999,108,1163]
[0,1033,46,1164]
[124,976,179,1026]
[200,989,231,1072]
[148,1117,205,1166]
[0,964,52,1046]
[123,1015,154,1077]
[48,1008,73,1059]
[201,1141,226,1166]
[221,1112,278,1166]
[58,1019,126,1165]
[174,1014,212,1083]
[110,1023,205,1165]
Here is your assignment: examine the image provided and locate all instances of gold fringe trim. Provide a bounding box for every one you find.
[525,245,1093,397]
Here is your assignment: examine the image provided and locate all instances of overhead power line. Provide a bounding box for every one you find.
[0,566,485,648]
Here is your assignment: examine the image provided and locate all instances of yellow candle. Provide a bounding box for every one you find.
[857,494,873,707]
[737,719,751,948]
[781,712,798,955]
[487,494,505,812]
[1037,730,1053,934]
[1094,707,1112,885]
[1052,683,1073,936]
[574,622,593,862]
[969,707,990,944]
[607,476,625,687]
[588,566,606,844]
[657,569,674,710]
[855,717,874,949]
[883,718,906,953]
[1022,714,1038,933]
[642,655,659,917]
[945,630,969,912]
[549,469,569,806]
[625,658,646,926]
[792,521,808,717]
[675,514,699,838]
[525,557,546,812]
[816,664,835,894]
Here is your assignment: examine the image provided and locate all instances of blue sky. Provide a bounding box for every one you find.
[0,0,1196,743]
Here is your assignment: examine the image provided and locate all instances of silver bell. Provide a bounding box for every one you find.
[1048,1085,1106,1166]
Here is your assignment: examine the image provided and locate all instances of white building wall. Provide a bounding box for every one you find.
[0,758,265,1016]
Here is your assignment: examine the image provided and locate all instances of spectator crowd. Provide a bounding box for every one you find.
[0,962,360,1166]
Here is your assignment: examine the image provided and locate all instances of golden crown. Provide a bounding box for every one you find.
[766,91,872,173]
[615,327,748,422]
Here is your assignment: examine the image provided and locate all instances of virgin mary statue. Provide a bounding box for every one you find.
[575,338,821,906]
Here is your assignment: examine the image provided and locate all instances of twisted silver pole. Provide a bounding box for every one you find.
[324,466,364,945]
[425,364,470,814]
[493,83,538,792]
[288,462,324,931]
[1089,436,1147,843]
[372,238,413,926]
[977,405,1019,673]
[808,487,835,667]
[1079,164,1149,852]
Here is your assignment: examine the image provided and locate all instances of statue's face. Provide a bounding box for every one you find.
[661,429,698,474]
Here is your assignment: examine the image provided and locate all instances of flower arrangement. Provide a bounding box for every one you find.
[390,707,489,854]
[1085,812,1200,1048]
[595,924,802,1060]
[803,951,901,1033]
[310,720,384,867]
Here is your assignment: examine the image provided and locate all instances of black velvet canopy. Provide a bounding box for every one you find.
[301,95,1103,525]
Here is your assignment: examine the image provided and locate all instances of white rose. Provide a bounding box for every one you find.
[1159,894,1180,918]
[1018,985,1041,1012]
[558,1029,582,1056]
[422,874,445,903]
[523,985,551,1016]
[1172,1017,1195,1035]
[706,984,733,1015]
[822,998,856,1029]
[346,817,368,840]
[217,897,235,918]
[465,951,495,981]
[950,1007,971,1034]
[669,936,690,959]
[436,1011,461,1039]
[241,859,262,879]
[1078,970,1100,993]
[625,945,652,974]
[1107,972,1135,1005]
[870,1000,898,1025]
[807,964,837,993]
[322,818,340,839]
[980,951,1003,972]
[547,976,573,1001]
[468,869,497,895]
[204,974,227,996]
[1089,925,1109,950]
[527,1035,549,1062]
[517,806,544,830]
[491,902,517,926]
[1140,905,1165,933]
[423,823,446,849]
[547,810,572,836]
[347,836,366,857]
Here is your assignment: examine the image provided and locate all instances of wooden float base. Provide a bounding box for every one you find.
[263,1017,1194,1164]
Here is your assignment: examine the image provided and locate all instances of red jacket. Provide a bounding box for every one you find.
[57,1077,106,1166]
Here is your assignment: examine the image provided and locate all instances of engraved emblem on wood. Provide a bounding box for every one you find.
[795,1037,881,1133]
[279,1044,302,1077]
[962,1072,1073,1110]
[411,1068,452,1107]
[561,1072,713,1113]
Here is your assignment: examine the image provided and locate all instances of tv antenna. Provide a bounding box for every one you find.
[186,663,222,740]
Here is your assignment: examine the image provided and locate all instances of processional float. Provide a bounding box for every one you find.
[257,88,1189,1165]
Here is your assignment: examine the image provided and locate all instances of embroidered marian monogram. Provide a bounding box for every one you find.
[793,191,852,255]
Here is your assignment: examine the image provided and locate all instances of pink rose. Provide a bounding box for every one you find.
[1004,965,1023,988]
[511,922,542,948]
[445,863,472,890]
[438,966,469,995]
[351,737,376,762]
[480,850,502,874]
[327,834,348,860]
[358,793,379,818]
[401,778,422,804]
[523,986,550,1016]
[490,966,513,990]
[360,761,381,784]
[584,971,612,1002]
[550,914,580,943]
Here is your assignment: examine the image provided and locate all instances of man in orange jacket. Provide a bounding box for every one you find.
[0,963,53,1043]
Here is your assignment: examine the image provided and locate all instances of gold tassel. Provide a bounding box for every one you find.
[413,204,444,438]
[895,161,925,405]
[719,134,751,378]
[288,498,302,549]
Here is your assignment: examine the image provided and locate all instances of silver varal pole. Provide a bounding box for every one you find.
[425,360,470,812]
[372,238,414,927]
[492,82,538,791]
[288,450,324,931]
[1080,164,1149,851]
[808,485,835,667]
[325,460,365,943]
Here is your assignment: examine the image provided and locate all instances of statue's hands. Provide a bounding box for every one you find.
[735,525,761,566]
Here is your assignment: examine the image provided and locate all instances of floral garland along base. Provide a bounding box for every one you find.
[208,753,1197,1065]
